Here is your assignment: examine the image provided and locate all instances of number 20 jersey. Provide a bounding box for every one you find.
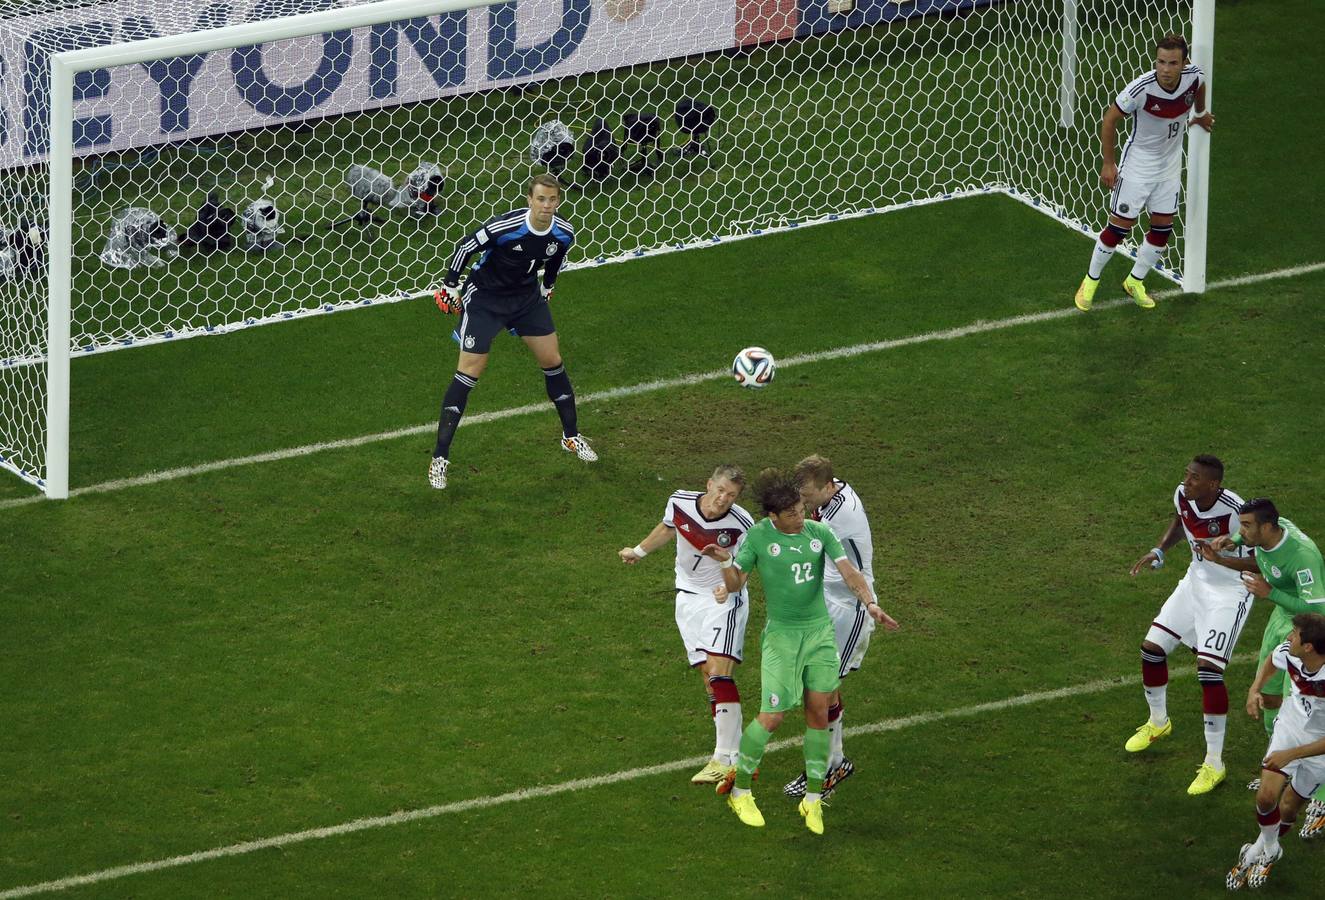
[1173,484,1249,587]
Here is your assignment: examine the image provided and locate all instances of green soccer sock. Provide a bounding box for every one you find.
[735,720,772,791]
[804,727,830,796]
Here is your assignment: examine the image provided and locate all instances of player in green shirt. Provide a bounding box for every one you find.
[701,468,899,835]
[1210,497,1325,837]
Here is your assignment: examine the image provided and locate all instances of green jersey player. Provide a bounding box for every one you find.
[1211,497,1325,836]
[701,468,899,835]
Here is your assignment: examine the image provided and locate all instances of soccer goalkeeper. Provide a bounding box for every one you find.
[428,174,596,490]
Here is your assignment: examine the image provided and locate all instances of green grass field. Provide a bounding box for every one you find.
[2,0,1324,896]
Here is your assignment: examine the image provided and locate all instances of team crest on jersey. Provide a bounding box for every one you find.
[545,241,558,256]
[1119,203,1130,214]
[1184,90,1195,106]
[810,539,823,553]
[717,533,732,547]
[1208,522,1221,536]
[1272,565,1282,578]
[463,334,476,349]
[768,543,781,557]
[769,693,780,708]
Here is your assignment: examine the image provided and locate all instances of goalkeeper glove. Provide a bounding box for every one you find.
[434,283,463,315]
[540,282,554,302]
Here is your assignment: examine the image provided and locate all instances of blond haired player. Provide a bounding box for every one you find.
[619,465,754,785]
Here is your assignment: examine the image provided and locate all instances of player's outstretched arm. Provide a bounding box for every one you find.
[619,521,672,565]
[833,557,899,631]
[1195,541,1258,572]
[1130,515,1183,576]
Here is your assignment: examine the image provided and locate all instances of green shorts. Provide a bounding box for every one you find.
[1259,608,1294,697]
[759,621,841,714]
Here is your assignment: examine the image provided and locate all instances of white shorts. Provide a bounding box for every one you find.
[675,589,749,667]
[827,598,875,679]
[1265,713,1325,800]
[1110,175,1181,220]
[1146,571,1253,669]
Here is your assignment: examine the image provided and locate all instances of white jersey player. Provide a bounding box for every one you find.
[1227,615,1325,890]
[1074,33,1214,312]
[782,455,877,800]
[618,465,754,785]
[1126,455,1256,797]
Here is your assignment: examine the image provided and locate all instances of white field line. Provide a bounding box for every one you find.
[1,664,1202,898]
[2,261,1321,512]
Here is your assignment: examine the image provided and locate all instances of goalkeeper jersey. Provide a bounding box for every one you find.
[735,519,847,628]
[444,209,573,296]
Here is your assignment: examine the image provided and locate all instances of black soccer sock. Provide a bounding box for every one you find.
[542,364,578,437]
[434,371,478,458]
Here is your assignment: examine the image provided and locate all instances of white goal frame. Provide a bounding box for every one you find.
[31,0,1214,499]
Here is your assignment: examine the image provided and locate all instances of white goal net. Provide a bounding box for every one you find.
[0,0,1206,496]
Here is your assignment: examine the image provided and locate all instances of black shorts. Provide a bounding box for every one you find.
[452,284,556,354]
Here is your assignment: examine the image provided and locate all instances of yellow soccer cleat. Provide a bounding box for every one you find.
[1187,763,1226,796]
[727,792,765,828]
[1074,276,1099,311]
[1123,275,1155,308]
[691,758,731,785]
[798,797,825,835]
[1124,718,1172,752]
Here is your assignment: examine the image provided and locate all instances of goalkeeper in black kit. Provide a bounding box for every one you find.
[428,174,597,490]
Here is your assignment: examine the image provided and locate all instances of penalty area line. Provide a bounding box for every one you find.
[1,668,1162,898]
[0,260,1320,512]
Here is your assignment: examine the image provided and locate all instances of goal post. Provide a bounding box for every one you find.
[1,0,1212,498]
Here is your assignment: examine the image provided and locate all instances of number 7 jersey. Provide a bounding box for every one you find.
[663,490,754,593]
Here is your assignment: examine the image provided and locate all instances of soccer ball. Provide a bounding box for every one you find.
[732,346,776,388]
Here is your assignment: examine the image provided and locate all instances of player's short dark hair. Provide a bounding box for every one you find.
[1239,497,1280,527]
[526,173,562,196]
[1192,454,1223,480]
[710,464,746,488]
[1156,33,1189,60]
[793,454,833,488]
[1292,613,1325,655]
[753,467,801,516]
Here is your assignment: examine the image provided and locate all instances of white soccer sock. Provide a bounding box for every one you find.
[1130,240,1164,280]
[1088,241,1116,280]
[1259,822,1281,856]
[827,711,844,768]
[1143,684,1168,726]
[714,702,742,765]
[1204,714,1227,768]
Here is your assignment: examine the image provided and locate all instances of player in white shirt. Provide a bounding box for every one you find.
[1074,33,1214,312]
[1126,455,1256,796]
[780,455,877,800]
[1226,613,1325,890]
[619,465,755,785]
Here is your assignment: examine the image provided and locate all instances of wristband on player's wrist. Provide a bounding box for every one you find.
[720,557,734,569]
[1150,547,1165,566]
[632,545,648,559]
